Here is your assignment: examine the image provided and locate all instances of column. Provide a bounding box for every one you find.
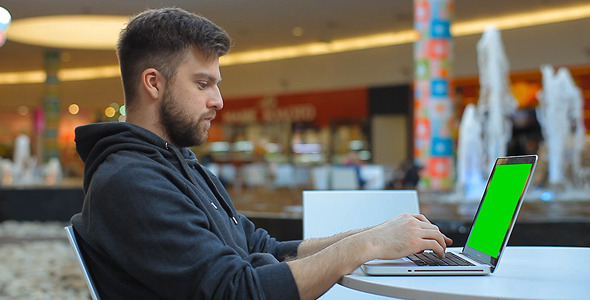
[42,50,61,162]
[413,0,454,191]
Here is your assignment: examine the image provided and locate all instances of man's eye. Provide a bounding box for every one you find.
[198,81,208,88]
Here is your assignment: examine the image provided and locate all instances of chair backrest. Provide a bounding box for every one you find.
[64,226,101,300]
[303,190,419,239]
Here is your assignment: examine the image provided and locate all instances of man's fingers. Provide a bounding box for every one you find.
[413,215,453,247]
[412,214,431,224]
[423,229,447,250]
[426,239,446,258]
[419,222,440,231]
[418,228,450,257]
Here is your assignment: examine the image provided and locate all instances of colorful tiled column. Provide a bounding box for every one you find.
[413,0,454,191]
[42,50,61,162]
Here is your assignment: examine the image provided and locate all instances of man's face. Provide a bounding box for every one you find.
[159,47,223,147]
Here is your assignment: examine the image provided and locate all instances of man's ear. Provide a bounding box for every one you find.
[141,68,165,101]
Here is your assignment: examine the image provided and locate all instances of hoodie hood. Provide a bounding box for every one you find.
[75,122,195,193]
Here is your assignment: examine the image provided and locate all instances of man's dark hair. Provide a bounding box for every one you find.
[117,7,231,109]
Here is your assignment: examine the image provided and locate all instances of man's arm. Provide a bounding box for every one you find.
[296,226,375,258]
[287,213,452,300]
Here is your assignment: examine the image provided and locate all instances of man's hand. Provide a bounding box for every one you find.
[362,213,453,259]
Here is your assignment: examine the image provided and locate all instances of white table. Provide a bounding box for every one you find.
[340,246,589,300]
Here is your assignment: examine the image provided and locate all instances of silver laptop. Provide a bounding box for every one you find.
[362,155,538,275]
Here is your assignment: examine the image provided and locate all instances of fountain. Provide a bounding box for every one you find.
[475,25,517,173]
[454,27,589,204]
[536,65,587,193]
[0,134,63,186]
[453,25,517,204]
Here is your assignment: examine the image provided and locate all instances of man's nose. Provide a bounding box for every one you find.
[209,88,223,110]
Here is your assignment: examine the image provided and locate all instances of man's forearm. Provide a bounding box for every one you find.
[296,226,375,258]
[287,233,374,300]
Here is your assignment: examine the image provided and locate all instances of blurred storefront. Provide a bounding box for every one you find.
[1,66,590,244]
[1,66,590,189]
[203,88,370,166]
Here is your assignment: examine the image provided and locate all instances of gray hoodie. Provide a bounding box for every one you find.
[71,122,300,299]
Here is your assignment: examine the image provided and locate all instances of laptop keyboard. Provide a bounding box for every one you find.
[408,252,475,266]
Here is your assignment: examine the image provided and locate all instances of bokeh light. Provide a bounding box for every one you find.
[68,104,79,115]
[16,105,29,116]
[104,106,116,118]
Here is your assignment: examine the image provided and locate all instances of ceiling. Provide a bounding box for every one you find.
[0,0,588,74]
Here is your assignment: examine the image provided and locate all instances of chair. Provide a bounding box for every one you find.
[64,226,101,300]
[303,190,419,300]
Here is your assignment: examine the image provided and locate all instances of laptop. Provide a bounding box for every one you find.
[362,155,538,275]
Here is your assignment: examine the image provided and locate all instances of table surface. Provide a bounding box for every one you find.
[340,246,590,300]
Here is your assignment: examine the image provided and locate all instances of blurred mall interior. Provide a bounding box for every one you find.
[0,0,589,297]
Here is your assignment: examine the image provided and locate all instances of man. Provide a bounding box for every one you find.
[71,7,451,299]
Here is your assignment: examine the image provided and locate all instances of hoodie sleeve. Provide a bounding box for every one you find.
[237,215,301,261]
[203,165,302,261]
[77,152,300,300]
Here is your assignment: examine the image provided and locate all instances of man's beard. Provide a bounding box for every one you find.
[159,91,211,147]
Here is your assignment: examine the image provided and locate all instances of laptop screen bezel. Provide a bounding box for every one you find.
[461,155,537,272]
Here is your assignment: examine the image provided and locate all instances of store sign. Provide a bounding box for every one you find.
[223,109,257,123]
[220,88,367,125]
[262,104,316,122]
[223,96,317,123]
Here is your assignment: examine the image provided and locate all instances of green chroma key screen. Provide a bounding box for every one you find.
[466,163,533,258]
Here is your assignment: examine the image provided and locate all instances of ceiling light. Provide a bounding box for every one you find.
[0,70,45,84]
[0,7,10,26]
[0,6,11,47]
[7,15,127,50]
[452,4,590,36]
[220,30,418,65]
[0,65,121,84]
[59,65,121,81]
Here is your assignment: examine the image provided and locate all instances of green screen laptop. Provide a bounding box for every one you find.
[363,155,538,275]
